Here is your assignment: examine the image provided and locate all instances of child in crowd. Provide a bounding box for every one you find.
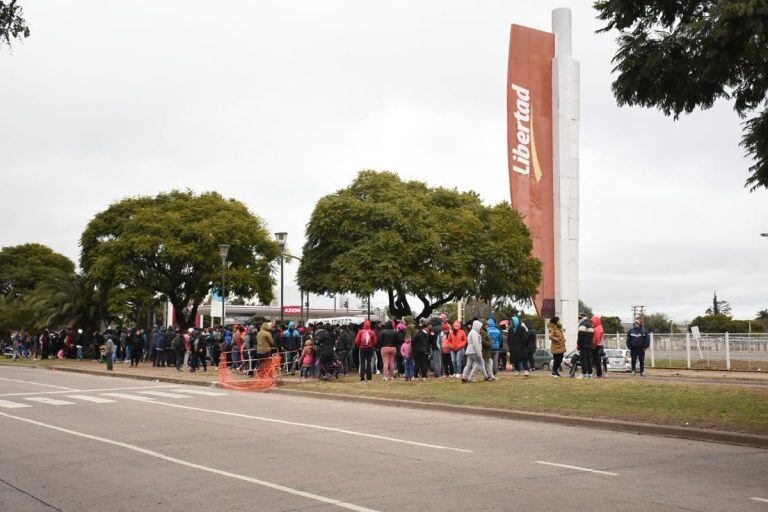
[299,340,315,380]
[401,334,414,381]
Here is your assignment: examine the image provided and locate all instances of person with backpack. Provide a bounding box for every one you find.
[577,315,595,378]
[487,319,502,375]
[354,320,377,382]
[626,319,650,376]
[172,330,186,372]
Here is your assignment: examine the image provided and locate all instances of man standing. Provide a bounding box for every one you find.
[577,315,595,378]
[354,320,378,382]
[411,319,431,381]
[487,319,502,375]
[282,321,302,372]
[105,332,115,371]
[626,319,650,376]
[591,316,605,378]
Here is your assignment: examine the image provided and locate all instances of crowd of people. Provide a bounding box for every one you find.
[4,313,651,380]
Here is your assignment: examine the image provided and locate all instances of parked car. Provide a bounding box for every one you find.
[532,349,553,370]
[605,348,635,372]
[556,350,580,371]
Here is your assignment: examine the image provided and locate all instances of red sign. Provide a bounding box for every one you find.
[282,305,301,315]
[507,24,556,317]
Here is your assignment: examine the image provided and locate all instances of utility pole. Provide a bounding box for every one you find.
[631,305,645,324]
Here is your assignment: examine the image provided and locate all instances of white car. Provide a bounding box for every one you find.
[604,348,632,372]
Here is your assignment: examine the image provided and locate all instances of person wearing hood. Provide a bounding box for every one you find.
[480,319,495,379]
[335,324,354,375]
[592,315,605,378]
[548,317,566,377]
[411,319,431,380]
[626,319,650,376]
[283,321,302,373]
[487,319,502,375]
[354,320,377,381]
[448,320,467,378]
[253,322,275,375]
[577,315,595,378]
[461,320,493,382]
[508,316,529,376]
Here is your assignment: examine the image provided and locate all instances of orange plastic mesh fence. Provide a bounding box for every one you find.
[218,352,281,391]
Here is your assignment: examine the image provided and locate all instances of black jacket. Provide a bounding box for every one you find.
[336,330,353,353]
[379,328,398,348]
[315,329,336,357]
[577,319,594,349]
[509,326,528,361]
[411,329,430,353]
[526,329,537,354]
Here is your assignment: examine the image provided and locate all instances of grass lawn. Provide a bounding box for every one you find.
[281,373,768,435]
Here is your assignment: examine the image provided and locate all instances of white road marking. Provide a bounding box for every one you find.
[23,397,75,406]
[0,412,381,512]
[145,400,473,453]
[0,376,78,391]
[101,393,155,402]
[67,395,116,404]
[0,384,183,398]
[136,391,192,399]
[169,389,226,397]
[535,461,618,476]
[0,399,31,409]
[751,497,768,503]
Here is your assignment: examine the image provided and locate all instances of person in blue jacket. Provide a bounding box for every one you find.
[487,319,502,375]
[626,320,650,376]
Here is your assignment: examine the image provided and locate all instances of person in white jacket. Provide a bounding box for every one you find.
[462,320,492,383]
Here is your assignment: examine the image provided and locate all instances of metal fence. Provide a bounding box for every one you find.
[536,332,768,371]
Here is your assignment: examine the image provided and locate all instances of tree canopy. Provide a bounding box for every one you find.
[297,171,541,320]
[80,190,279,329]
[594,0,768,190]
[0,0,29,49]
[0,243,74,299]
[643,312,678,333]
[690,313,763,333]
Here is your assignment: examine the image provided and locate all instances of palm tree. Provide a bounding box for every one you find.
[756,309,768,331]
[24,271,108,332]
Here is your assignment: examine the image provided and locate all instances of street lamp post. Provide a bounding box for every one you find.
[275,232,288,325]
[218,244,230,328]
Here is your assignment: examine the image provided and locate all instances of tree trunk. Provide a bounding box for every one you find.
[387,288,412,318]
[415,294,455,321]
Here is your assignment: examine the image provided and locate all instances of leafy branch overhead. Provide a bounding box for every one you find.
[594,0,768,190]
[297,170,541,320]
[0,0,30,49]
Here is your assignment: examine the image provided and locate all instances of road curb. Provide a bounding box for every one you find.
[270,388,768,449]
[15,363,222,388]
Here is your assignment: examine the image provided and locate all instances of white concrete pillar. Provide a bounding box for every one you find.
[650,332,655,367]
[552,8,580,351]
[725,331,731,370]
[686,331,692,369]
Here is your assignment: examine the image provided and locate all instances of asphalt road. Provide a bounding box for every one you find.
[1,366,766,512]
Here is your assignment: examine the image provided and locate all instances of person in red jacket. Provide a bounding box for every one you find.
[448,321,467,378]
[354,320,378,382]
[591,315,605,378]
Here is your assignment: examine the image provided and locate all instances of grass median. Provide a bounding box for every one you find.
[281,373,768,435]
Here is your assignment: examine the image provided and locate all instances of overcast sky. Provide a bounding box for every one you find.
[1,0,766,322]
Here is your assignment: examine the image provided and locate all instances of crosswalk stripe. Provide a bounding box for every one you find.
[23,397,75,406]
[101,393,154,401]
[67,395,116,404]
[169,389,226,397]
[136,391,192,399]
[0,399,31,409]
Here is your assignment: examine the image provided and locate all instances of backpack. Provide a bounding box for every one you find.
[360,330,373,349]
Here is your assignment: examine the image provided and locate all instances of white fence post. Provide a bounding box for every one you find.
[725,331,731,370]
[616,332,620,349]
[686,331,692,369]
[650,332,655,368]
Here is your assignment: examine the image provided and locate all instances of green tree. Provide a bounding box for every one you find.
[600,315,624,333]
[297,171,541,320]
[578,300,593,318]
[80,191,279,329]
[22,270,109,333]
[595,1,768,190]
[705,291,732,316]
[756,309,768,331]
[0,0,29,49]
[643,312,677,333]
[0,243,74,299]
